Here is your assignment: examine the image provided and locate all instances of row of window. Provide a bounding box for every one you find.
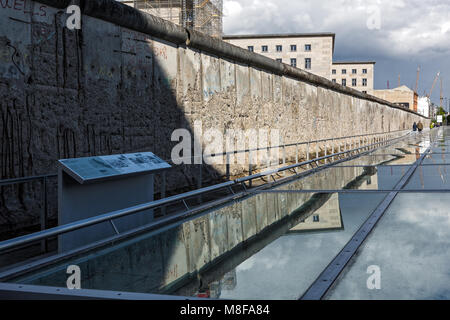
[332,68,368,75]
[248,44,312,53]
[275,58,312,69]
[332,78,368,86]
[300,214,320,223]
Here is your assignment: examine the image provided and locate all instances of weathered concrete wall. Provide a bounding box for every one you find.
[0,0,429,236]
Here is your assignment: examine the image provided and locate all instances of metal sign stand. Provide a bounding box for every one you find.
[57,152,171,252]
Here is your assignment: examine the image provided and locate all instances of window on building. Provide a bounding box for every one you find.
[313,215,320,222]
[262,45,268,52]
[363,91,367,94]
[248,46,254,52]
[276,45,282,52]
[363,69,368,74]
[362,78,368,86]
[332,79,336,83]
[305,58,312,70]
[342,79,347,86]
[332,69,337,75]
[290,45,297,52]
[352,79,357,86]
[305,44,311,51]
[342,69,347,74]
[352,69,357,74]
[276,58,282,63]
[290,58,297,67]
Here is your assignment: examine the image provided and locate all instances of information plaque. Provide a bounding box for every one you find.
[58,152,171,184]
[57,152,171,252]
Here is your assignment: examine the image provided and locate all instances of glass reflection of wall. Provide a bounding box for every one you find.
[359,171,379,190]
[208,269,237,299]
[289,193,343,232]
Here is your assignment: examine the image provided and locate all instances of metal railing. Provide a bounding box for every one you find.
[0,129,413,254]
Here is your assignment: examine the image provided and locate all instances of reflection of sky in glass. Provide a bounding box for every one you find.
[326,193,450,300]
[406,165,450,190]
[218,193,387,300]
[422,153,450,165]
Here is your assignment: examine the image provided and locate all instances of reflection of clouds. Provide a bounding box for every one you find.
[238,243,292,271]
[220,194,385,300]
[328,193,450,300]
[237,257,256,271]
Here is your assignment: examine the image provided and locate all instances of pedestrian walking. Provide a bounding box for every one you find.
[417,121,424,132]
[413,122,417,132]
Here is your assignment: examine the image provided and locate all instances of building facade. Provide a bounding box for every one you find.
[332,62,375,95]
[223,33,375,94]
[223,33,335,79]
[373,86,418,112]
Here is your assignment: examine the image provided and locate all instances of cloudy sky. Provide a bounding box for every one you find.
[223,0,450,109]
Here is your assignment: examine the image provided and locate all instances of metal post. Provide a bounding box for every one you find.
[295,143,299,164]
[307,142,310,161]
[197,163,202,203]
[315,142,318,159]
[161,171,166,216]
[40,177,48,253]
[226,153,230,180]
[248,150,253,187]
[332,139,335,162]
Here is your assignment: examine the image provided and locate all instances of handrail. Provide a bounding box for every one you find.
[203,129,406,158]
[0,174,57,187]
[0,130,412,253]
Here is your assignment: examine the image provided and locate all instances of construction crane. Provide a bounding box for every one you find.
[440,77,444,109]
[428,71,440,98]
[415,66,420,94]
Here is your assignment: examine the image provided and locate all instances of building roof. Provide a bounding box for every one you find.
[332,61,376,65]
[374,85,415,93]
[394,85,414,92]
[223,32,336,53]
[223,32,335,39]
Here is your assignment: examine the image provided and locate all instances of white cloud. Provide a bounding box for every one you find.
[224,0,450,57]
[223,0,450,103]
